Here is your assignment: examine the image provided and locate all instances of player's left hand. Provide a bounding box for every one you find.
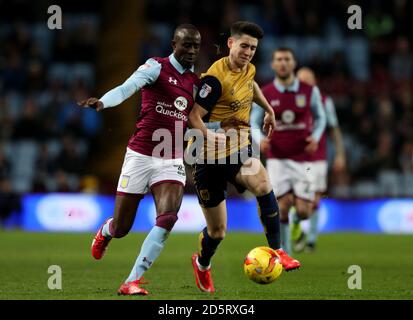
[263,111,276,138]
[332,154,346,173]
[77,98,104,111]
[304,136,318,154]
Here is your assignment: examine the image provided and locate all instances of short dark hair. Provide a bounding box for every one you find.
[173,24,199,40]
[230,21,264,39]
[273,47,296,59]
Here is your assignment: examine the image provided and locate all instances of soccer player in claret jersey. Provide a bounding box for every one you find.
[77,24,204,296]
[188,22,300,294]
[291,67,346,253]
[250,48,326,254]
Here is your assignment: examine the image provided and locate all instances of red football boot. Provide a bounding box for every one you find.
[191,253,215,293]
[117,278,149,296]
[275,248,301,271]
[91,219,112,260]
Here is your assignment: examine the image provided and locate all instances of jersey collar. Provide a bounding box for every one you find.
[169,54,195,74]
[274,77,299,93]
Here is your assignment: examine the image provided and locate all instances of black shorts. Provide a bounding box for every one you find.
[192,145,254,208]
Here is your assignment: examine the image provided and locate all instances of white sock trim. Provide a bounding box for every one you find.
[196,257,211,271]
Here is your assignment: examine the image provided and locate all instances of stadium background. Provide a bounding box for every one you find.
[1,0,413,300]
[1,0,412,232]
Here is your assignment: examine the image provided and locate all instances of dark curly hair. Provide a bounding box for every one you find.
[230,21,264,39]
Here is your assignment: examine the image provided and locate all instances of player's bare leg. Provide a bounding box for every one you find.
[236,159,300,270]
[119,183,183,295]
[92,194,142,260]
[192,201,227,293]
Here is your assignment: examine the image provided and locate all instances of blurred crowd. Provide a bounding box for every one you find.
[0,0,412,224]
[0,2,102,223]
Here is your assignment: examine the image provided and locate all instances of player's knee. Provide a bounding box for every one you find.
[252,180,272,197]
[155,212,178,232]
[208,226,226,241]
[296,205,312,220]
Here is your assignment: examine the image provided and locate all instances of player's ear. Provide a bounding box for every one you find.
[292,58,297,70]
[227,37,234,49]
[171,39,177,50]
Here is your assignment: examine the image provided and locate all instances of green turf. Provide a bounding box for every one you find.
[1,231,412,300]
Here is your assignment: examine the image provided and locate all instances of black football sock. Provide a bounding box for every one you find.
[197,227,222,267]
[257,191,281,250]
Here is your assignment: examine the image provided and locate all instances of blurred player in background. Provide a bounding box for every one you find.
[291,67,346,253]
[188,21,301,294]
[250,48,326,254]
[77,24,204,296]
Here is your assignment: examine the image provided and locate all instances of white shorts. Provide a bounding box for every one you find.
[266,159,316,201]
[116,148,186,195]
[312,160,328,193]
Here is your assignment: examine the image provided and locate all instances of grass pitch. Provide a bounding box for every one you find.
[1,231,412,300]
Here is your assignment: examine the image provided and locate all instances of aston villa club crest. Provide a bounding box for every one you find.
[199,83,212,98]
[174,96,188,111]
[295,94,306,108]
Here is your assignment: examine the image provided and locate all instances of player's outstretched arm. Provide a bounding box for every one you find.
[77,58,161,112]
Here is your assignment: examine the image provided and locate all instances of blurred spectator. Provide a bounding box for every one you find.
[355,131,399,180]
[389,36,413,81]
[0,148,10,180]
[55,135,85,175]
[32,144,57,192]
[399,140,413,174]
[0,178,21,228]
[12,98,45,140]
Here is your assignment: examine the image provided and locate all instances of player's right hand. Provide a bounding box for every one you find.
[263,111,276,137]
[304,136,318,154]
[77,98,104,111]
[260,138,271,154]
